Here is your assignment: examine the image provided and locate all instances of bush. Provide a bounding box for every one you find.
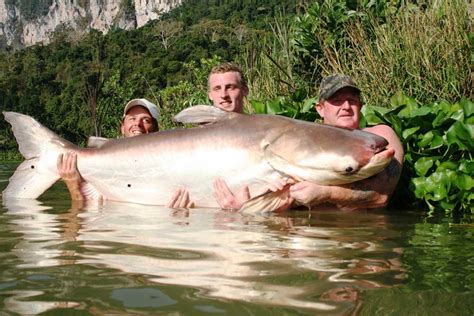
[364,94,473,217]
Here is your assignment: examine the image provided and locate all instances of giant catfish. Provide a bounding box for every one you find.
[2,106,394,212]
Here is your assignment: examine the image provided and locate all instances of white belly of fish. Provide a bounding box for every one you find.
[78,146,278,207]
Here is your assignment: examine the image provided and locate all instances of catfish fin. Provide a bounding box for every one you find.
[2,111,77,199]
[262,141,306,182]
[2,158,59,199]
[173,105,237,124]
[87,136,111,148]
[80,182,105,201]
[240,186,292,214]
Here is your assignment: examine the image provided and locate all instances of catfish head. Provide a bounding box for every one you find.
[263,120,394,185]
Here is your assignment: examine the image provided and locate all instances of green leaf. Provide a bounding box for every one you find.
[454,174,474,190]
[384,104,405,117]
[436,161,459,171]
[402,126,420,140]
[424,170,455,202]
[251,100,266,114]
[266,99,283,114]
[432,111,454,128]
[461,98,474,118]
[459,161,474,174]
[391,91,416,109]
[363,113,384,125]
[411,177,427,198]
[414,157,434,176]
[418,131,434,148]
[302,97,317,113]
[439,200,456,212]
[410,106,432,117]
[395,94,420,118]
[386,114,403,136]
[292,88,307,102]
[446,121,474,150]
[429,134,444,149]
[450,109,464,122]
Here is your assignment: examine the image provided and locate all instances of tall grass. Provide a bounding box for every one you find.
[317,0,472,107]
[238,16,304,109]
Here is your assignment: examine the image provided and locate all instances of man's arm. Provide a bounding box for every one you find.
[290,125,404,210]
[57,153,85,201]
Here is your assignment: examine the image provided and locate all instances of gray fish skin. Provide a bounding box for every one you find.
[2,107,393,211]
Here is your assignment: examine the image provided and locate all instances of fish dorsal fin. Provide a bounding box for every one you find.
[240,185,293,214]
[173,105,236,124]
[87,136,111,148]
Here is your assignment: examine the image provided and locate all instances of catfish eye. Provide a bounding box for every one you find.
[345,166,354,173]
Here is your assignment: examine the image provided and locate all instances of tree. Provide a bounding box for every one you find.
[153,20,184,50]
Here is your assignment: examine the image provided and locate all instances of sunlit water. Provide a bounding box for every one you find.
[0,162,473,315]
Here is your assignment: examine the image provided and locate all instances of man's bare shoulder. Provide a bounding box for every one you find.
[363,124,404,164]
[363,124,395,137]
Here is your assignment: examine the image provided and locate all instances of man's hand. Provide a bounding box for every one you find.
[289,181,330,206]
[57,152,85,201]
[213,177,295,211]
[213,178,250,210]
[57,152,83,182]
[166,188,194,209]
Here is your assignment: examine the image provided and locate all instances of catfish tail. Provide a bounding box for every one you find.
[2,111,77,199]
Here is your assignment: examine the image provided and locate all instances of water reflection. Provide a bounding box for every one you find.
[1,197,407,314]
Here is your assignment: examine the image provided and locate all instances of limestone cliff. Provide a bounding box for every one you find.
[0,0,182,48]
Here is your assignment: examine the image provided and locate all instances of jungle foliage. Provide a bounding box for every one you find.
[364,95,473,220]
[0,0,472,218]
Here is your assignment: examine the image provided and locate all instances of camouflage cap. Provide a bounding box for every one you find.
[319,74,360,100]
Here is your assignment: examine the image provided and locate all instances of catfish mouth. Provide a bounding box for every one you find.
[371,138,389,155]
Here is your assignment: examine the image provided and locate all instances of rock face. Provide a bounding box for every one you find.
[0,0,182,48]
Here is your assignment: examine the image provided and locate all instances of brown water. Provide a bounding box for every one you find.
[0,162,473,315]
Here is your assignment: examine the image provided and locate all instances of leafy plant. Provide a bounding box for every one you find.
[364,93,473,216]
[250,88,317,122]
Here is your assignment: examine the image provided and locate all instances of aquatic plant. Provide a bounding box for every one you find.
[363,94,473,217]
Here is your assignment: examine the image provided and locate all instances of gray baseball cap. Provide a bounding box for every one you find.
[123,98,159,120]
[319,74,360,100]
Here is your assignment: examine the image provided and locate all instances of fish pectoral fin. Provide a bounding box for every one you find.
[173,105,237,124]
[80,182,105,201]
[263,143,306,182]
[240,186,292,214]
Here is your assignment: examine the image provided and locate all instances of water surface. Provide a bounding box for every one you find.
[0,162,473,315]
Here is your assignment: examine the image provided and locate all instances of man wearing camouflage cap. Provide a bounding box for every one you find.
[289,74,404,210]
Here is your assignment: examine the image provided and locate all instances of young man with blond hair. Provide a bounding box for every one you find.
[207,62,248,114]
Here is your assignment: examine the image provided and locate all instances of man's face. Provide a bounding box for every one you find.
[208,71,248,113]
[316,87,362,129]
[120,106,156,137]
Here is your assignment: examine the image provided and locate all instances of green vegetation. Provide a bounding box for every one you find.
[0,0,472,218]
[363,95,473,219]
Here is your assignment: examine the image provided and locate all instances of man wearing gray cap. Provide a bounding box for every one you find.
[289,74,404,210]
[57,98,193,208]
[120,98,160,137]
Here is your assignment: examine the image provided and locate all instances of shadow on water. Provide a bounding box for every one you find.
[0,162,473,315]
